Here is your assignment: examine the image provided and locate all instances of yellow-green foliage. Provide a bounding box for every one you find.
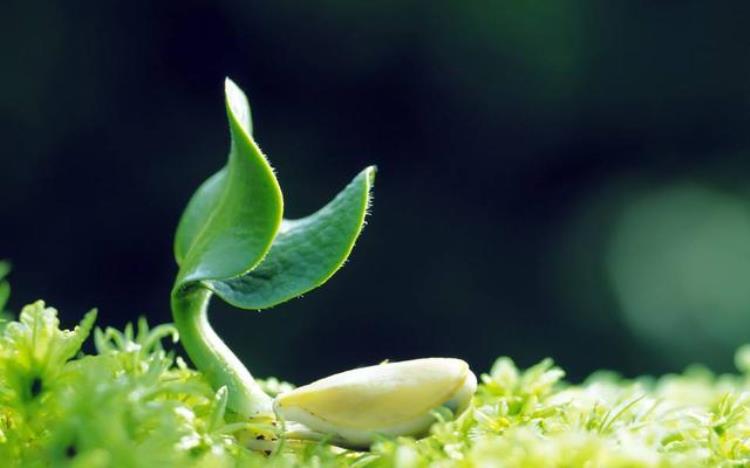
[3,300,750,467]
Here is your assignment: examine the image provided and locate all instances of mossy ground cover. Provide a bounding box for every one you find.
[2,297,750,467]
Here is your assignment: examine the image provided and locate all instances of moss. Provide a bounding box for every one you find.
[1,301,749,467]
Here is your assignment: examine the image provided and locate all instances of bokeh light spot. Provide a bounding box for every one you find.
[607,183,750,367]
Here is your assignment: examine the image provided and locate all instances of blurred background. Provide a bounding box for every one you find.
[2,1,750,383]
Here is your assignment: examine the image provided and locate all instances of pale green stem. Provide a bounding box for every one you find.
[171,285,273,418]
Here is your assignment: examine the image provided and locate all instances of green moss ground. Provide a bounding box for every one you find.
[2,300,750,467]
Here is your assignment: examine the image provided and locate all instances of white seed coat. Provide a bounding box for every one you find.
[274,358,477,447]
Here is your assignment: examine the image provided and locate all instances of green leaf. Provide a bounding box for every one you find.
[174,168,227,265]
[224,77,253,135]
[0,260,10,312]
[174,81,254,265]
[175,78,283,285]
[206,166,376,309]
[0,261,10,281]
[0,282,9,312]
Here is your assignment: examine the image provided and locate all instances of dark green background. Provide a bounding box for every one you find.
[2,1,750,384]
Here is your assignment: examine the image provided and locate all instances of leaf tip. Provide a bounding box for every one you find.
[0,260,11,281]
[80,308,98,334]
[224,77,252,135]
[364,165,377,186]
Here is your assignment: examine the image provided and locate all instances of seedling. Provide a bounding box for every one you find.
[171,79,476,445]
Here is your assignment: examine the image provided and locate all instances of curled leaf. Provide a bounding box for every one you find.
[208,166,375,309]
[175,78,283,286]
